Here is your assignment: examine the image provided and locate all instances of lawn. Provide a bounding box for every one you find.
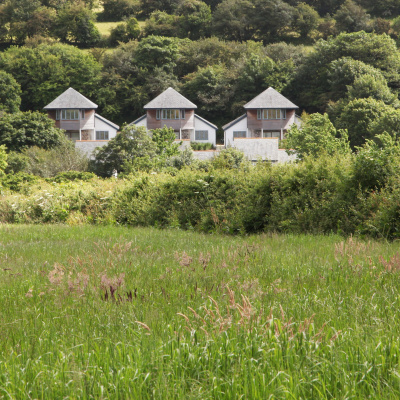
[1,225,400,398]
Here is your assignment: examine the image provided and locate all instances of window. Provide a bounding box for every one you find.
[263,131,280,138]
[61,109,80,120]
[159,109,185,119]
[195,130,208,140]
[257,109,286,120]
[233,131,246,138]
[96,131,109,140]
[56,110,60,120]
[81,110,85,119]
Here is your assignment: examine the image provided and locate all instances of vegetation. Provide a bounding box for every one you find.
[1,225,400,398]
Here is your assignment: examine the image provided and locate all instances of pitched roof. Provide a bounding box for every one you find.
[194,114,217,130]
[243,87,298,109]
[222,114,247,130]
[95,113,119,130]
[44,87,98,110]
[130,115,147,125]
[144,87,197,109]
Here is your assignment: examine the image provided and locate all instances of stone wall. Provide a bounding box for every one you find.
[232,138,279,161]
[75,141,109,158]
[192,150,219,161]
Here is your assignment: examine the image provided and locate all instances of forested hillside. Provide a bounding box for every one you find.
[1,0,400,129]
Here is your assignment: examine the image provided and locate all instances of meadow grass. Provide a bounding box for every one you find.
[95,21,122,36]
[1,225,400,398]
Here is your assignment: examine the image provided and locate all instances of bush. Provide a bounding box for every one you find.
[50,171,96,183]
[23,140,89,178]
[2,172,39,193]
[101,0,140,21]
[191,142,215,150]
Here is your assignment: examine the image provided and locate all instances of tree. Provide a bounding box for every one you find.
[251,0,295,42]
[92,125,157,176]
[22,139,89,177]
[289,32,400,111]
[54,3,100,47]
[327,57,389,102]
[176,0,212,40]
[0,145,7,178]
[0,43,102,111]
[101,0,139,20]
[286,113,350,159]
[183,64,235,120]
[143,11,180,38]
[352,133,400,191]
[212,0,254,41]
[347,74,397,104]
[0,111,64,152]
[151,126,181,158]
[0,71,21,114]
[334,0,371,33]
[292,3,319,39]
[134,35,182,73]
[335,97,393,148]
[109,17,141,46]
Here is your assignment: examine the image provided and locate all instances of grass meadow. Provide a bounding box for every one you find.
[1,225,400,398]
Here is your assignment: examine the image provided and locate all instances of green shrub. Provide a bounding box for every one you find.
[2,172,39,193]
[190,142,215,150]
[49,171,96,183]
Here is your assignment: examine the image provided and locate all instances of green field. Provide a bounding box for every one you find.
[1,225,400,398]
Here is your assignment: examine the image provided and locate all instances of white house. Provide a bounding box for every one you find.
[131,87,217,147]
[223,87,300,162]
[44,87,119,156]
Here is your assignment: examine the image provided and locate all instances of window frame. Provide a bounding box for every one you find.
[96,131,109,140]
[233,131,247,138]
[61,109,80,120]
[257,109,286,120]
[195,130,209,141]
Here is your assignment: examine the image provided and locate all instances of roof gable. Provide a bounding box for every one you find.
[194,114,217,130]
[44,87,98,110]
[222,114,247,130]
[95,113,119,130]
[244,87,298,109]
[144,87,197,109]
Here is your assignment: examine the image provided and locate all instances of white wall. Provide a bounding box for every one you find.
[95,116,118,140]
[193,116,216,146]
[132,116,147,128]
[224,116,248,147]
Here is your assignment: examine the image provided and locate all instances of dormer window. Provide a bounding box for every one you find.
[257,109,286,120]
[156,109,186,120]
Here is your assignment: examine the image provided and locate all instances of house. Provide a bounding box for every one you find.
[223,87,300,162]
[44,87,119,156]
[131,87,217,147]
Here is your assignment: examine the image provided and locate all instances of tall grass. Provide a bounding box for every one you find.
[1,225,400,398]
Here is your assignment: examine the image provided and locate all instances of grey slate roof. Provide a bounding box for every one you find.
[144,87,197,109]
[243,87,298,109]
[44,87,98,110]
[194,114,217,130]
[222,114,247,130]
[95,113,119,130]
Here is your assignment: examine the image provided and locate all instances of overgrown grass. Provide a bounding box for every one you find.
[1,225,400,398]
[95,21,122,36]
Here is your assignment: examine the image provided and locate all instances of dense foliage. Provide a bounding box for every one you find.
[2,133,400,239]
